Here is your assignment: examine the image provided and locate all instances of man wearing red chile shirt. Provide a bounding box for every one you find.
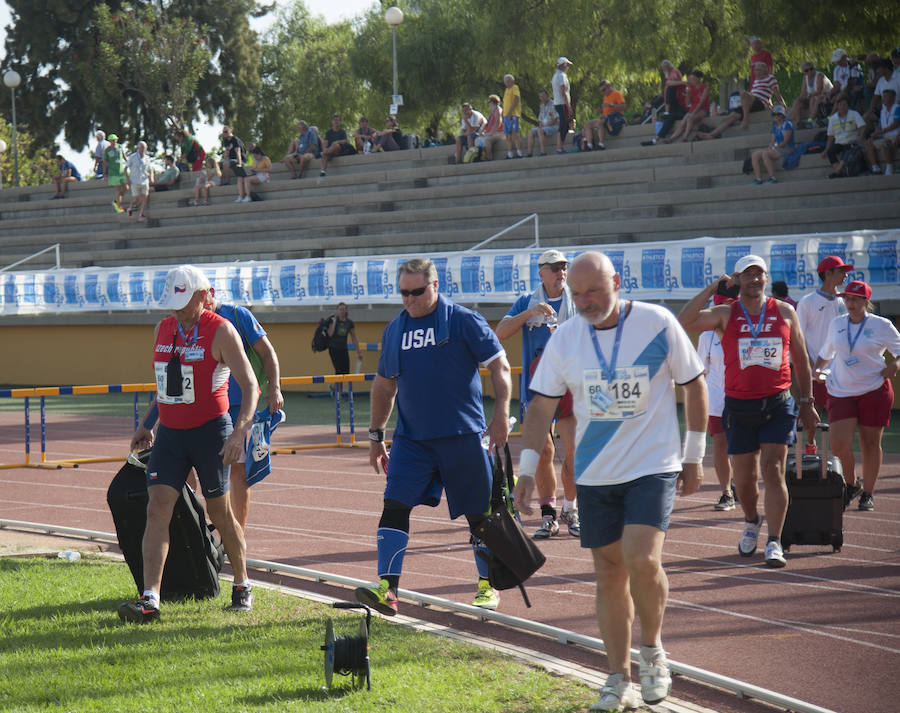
[119,265,259,623]
[680,255,818,569]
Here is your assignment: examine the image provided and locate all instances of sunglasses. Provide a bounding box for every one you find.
[543,263,568,273]
[399,285,429,297]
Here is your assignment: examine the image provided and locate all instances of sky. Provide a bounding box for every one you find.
[0,0,379,173]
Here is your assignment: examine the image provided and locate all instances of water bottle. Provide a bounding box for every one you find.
[57,550,81,561]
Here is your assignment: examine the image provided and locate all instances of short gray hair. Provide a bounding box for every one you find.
[399,258,438,285]
[503,73,514,82]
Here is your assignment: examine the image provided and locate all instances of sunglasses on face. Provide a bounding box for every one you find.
[543,263,568,273]
[400,285,429,297]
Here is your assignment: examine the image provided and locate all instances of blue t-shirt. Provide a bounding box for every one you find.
[297,129,319,156]
[378,298,504,441]
[773,120,795,148]
[504,293,564,403]
[215,303,266,406]
[59,161,82,180]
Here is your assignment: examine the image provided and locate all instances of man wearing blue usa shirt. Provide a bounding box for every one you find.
[355,257,512,615]
[514,252,707,712]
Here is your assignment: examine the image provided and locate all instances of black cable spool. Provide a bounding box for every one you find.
[321,602,371,690]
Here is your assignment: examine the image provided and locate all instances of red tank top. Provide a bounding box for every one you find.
[153,310,230,429]
[722,297,792,399]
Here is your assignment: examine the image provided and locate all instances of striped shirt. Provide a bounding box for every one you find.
[749,73,779,105]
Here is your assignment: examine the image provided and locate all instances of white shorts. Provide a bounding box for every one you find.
[131,182,149,197]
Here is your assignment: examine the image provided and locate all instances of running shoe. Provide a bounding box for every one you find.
[844,483,862,508]
[738,515,762,556]
[227,584,253,612]
[117,595,160,624]
[639,648,672,705]
[750,178,764,185]
[764,540,786,568]
[533,514,560,539]
[858,492,874,511]
[559,508,581,537]
[112,200,124,213]
[764,176,777,184]
[354,579,398,616]
[472,579,499,610]
[590,673,639,711]
[714,491,736,511]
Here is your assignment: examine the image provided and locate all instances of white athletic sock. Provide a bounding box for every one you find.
[506,151,513,158]
[142,589,160,604]
[234,580,251,589]
[516,149,523,156]
[562,498,576,512]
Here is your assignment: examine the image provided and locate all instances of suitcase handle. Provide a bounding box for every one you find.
[794,422,828,480]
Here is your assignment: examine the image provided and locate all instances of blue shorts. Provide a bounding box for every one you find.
[503,116,520,134]
[577,472,678,549]
[723,393,796,455]
[384,433,491,519]
[147,414,233,499]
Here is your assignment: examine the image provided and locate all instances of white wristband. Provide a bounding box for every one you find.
[518,448,540,478]
[682,430,706,465]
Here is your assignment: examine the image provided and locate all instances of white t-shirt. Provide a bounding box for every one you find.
[460,110,486,133]
[552,69,570,106]
[530,301,703,486]
[832,63,860,90]
[875,73,900,99]
[826,110,865,144]
[126,151,153,185]
[880,101,900,140]
[819,314,900,397]
[697,330,725,418]
[797,290,847,363]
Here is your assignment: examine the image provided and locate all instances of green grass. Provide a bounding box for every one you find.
[0,557,592,713]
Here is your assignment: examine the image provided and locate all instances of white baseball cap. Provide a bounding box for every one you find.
[734,254,768,274]
[557,56,573,67]
[831,48,847,63]
[538,249,568,265]
[159,265,211,311]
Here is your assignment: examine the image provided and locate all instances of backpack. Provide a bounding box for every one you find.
[462,145,483,163]
[841,144,865,177]
[312,317,331,352]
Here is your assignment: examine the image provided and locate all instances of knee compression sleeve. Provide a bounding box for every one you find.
[377,500,411,579]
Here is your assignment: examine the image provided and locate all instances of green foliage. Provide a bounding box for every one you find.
[0,117,56,187]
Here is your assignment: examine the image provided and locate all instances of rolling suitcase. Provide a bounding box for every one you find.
[106,452,225,601]
[782,423,845,553]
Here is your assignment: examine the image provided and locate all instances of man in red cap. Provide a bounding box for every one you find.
[796,256,854,453]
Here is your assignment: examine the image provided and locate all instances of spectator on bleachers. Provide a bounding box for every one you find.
[320,114,356,177]
[551,57,573,154]
[748,36,773,77]
[527,89,558,156]
[422,127,441,147]
[149,155,180,192]
[865,88,900,175]
[641,78,690,146]
[581,80,626,150]
[830,49,860,107]
[373,115,401,152]
[283,120,320,179]
[663,70,709,143]
[220,126,245,186]
[189,154,220,206]
[455,102,486,164]
[862,53,882,112]
[869,59,900,117]
[660,60,683,113]
[792,61,833,127]
[92,131,109,179]
[125,140,153,221]
[236,145,271,202]
[749,105,794,184]
[174,129,206,172]
[103,133,128,213]
[698,62,785,139]
[354,116,377,154]
[51,154,81,199]
[823,96,865,177]
[475,94,504,160]
[502,74,524,159]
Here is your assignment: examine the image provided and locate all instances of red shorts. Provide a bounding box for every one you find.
[827,381,894,428]
[558,390,573,419]
[708,415,725,435]
[812,380,829,411]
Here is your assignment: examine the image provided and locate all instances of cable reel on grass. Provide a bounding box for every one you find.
[321,602,371,690]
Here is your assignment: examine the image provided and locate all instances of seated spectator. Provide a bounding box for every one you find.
[830,49,860,107]
[220,126,245,186]
[663,70,709,143]
[527,89,558,156]
[236,145,271,202]
[150,155,180,191]
[771,281,797,308]
[422,126,441,147]
[823,96,865,177]
[283,120,320,179]
[475,94,504,159]
[455,102,486,164]
[642,80,689,145]
[792,61,833,127]
[749,105,794,184]
[502,74,524,158]
[52,154,82,199]
[869,59,900,118]
[354,116,377,153]
[320,114,356,176]
[660,60,683,113]
[189,154,220,206]
[581,79,626,150]
[92,131,109,179]
[373,116,401,152]
[174,129,206,172]
[865,88,900,175]
[698,62,785,139]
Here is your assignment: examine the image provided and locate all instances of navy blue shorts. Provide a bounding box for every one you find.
[577,472,678,549]
[723,393,796,455]
[384,433,491,519]
[147,414,233,499]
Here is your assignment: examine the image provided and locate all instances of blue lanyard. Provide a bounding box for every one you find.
[847,315,867,353]
[815,289,835,301]
[176,322,199,347]
[737,300,766,338]
[589,302,626,381]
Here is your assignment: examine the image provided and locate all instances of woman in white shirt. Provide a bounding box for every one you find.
[814,281,900,511]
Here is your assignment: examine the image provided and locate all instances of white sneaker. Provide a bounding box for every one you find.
[764,540,786,568]
[871,165,882,174]
[234,196,243,202]
[533,514,559,539]
[590,673,639,711]
[241,195,252,202]
[639,648,672,705]
[559,507,580,537]
[886,165,894,175]
[738,515,762,557]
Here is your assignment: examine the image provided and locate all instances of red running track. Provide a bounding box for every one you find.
[1,413,899,713]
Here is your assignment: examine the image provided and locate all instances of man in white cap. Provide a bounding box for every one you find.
[496,249,578,539]
[551,57,573,154]
[118,265,260,623]
[830,48,860,106]
[680,255,818,569]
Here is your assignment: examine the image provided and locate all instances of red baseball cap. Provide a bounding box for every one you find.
[838,280,872,300]
[817,256,854,273]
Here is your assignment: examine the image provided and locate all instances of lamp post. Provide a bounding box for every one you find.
[3,70,21,187]
[384,6,403,109]
[0,138,6,189]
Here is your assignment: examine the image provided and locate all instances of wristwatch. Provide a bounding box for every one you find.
[368,428,385,443]
[797,397,813,404]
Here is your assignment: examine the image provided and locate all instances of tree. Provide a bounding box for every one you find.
[0,117,56,188]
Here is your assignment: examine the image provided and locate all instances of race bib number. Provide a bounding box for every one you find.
[738,337,782,370]
[583,365,650,420]
[154,361,196,405]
